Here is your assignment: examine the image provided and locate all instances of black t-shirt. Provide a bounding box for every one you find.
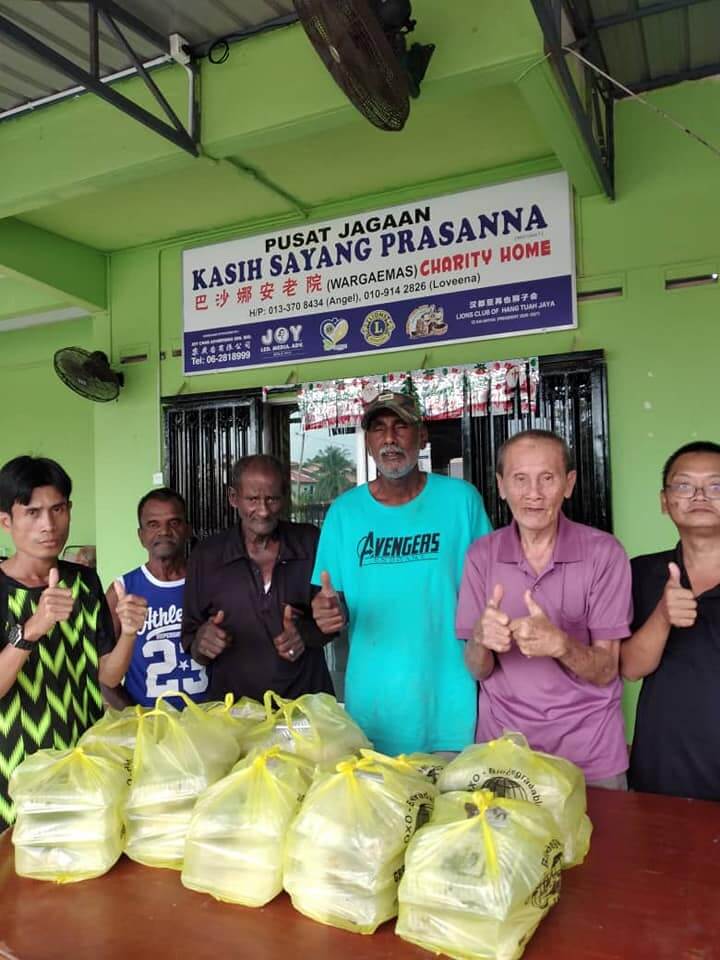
[628,546,720,801]
[181,521,333,702]
[0,561,116,828]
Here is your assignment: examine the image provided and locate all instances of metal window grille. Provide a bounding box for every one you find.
[463,350,612,531]
[163,394,261,539]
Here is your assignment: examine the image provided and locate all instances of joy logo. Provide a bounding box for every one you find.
[261,324,302,347]
[321,317,349,352]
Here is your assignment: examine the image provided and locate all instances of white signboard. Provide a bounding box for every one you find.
[182,171,576,373]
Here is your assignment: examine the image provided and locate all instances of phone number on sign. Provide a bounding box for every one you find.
[190,351,251,366]
[268,299,324,316]
[362,281,427,301]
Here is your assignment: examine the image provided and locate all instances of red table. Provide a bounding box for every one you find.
[1,788,719,959]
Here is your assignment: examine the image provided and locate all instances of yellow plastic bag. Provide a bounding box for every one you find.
[395,752,449,785]
[283,752,435,934]
[124,692,240,869]
[243,691,371,765]
[78,704,147,776]
[437,733,591,867]
[396,790,564,960]
[9,746,128,883]
[229,696,266,722]
[197,694,266,749]
[182,746,314,906]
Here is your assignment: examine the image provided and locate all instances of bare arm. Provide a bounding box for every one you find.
[98,636,137,687]
[558,635,620,686]
[101,682,134,709]
[464,640,496,681]
[98,581,147,687]
[462,583,510,682]
[621,563,696,681]
[99,584,134,705]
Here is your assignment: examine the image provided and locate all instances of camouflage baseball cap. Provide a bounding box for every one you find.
[360,390,423,430]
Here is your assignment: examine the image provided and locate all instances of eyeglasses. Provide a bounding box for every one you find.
[665,482,720,500]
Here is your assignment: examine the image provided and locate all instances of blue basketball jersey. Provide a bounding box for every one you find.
[120,566,208,707]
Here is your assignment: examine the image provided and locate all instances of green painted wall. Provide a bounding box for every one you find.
[2,78,718,737]
[0,315,97,557]
[99,79,719,734]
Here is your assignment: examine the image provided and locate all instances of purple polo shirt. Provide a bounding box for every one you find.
[456,513,631,781]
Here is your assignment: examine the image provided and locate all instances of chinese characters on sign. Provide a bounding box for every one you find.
[182,172,577,374]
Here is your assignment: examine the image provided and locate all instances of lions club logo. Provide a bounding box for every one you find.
[361,310,395,347]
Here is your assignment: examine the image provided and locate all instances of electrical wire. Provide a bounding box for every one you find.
[564,46,720,160]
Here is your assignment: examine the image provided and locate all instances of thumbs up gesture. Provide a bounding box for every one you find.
[24,567,74,640]
[195,609,232,660]
[660,562,697,628]
[473,583,512,654]
[312,570,346,635]
[273,604,304,662]
[114,578,149,638]
[510,590,569,660]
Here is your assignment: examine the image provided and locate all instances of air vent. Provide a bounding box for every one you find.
[664,273,718,291]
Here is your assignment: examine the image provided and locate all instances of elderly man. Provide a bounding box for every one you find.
[312,389,492,756]
[623,441,720,801]
[104,488,208,708]
[456,429,631,788]
[181,454,332,702]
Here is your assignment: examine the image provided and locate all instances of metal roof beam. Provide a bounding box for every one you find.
[529,0,614,197]
[89,0,169,52]
[98,9,187,136]
[0,9,198,156]
[593,0,711,31]
[619,61,720,94]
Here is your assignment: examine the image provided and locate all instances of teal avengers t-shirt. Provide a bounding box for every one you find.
[312,474,492,756]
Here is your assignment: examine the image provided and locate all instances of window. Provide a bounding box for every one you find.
[289,416,359,526]
[464,350,612,531]
[163,394,261,539]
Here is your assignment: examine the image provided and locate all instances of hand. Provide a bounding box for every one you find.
[660,562,697,628]
[24,567,74,640]
[510,591,569,659]
[195,610,231,660]
[273,605,305,662]
[114,580,148,637]
[472,583,512,654]
[312,571,346,635]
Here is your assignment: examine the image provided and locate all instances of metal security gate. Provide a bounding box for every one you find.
[464,350,612,532]
[164,394,262,540]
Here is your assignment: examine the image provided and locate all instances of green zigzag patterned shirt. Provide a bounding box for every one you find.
[0,561,115,829]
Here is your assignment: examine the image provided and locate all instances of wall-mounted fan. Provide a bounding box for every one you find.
[293,0,435,131]
[53,348,124,403]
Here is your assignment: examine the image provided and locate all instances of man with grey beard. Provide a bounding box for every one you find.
[312,390,491,755]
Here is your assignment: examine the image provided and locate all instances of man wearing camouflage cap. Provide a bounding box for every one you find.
[312,388,492,755]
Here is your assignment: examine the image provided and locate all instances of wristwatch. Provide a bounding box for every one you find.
[7,623,35,651]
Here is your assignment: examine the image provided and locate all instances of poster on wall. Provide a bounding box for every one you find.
[182,171,576,374]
